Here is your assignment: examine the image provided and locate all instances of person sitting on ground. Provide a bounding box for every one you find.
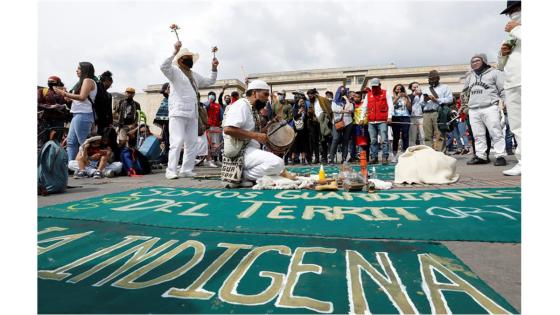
[221,80,295,188]
[68,128,123,179]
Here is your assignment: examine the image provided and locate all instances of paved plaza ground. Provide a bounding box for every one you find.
[38,153,522,312]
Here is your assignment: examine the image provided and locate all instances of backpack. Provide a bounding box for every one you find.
[437,104,455,133]
[37,140,68,195]
[120,147,152,175]
[120,100,138,125]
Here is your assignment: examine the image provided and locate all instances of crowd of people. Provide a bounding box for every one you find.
[37,1,521,189]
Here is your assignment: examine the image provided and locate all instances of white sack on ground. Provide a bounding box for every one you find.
[394,145,460,184]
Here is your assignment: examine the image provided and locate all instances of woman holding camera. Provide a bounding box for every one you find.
[390,84,412,162]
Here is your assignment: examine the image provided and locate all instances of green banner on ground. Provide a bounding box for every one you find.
[39,187,521,242]
[287,164,395,180]
[38,218,517,314]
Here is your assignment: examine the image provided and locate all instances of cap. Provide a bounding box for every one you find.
[48,75,61,83]
[370,78,380,87]
[246,80,270,91]
[125,87,136,93]
[471,53,488,64]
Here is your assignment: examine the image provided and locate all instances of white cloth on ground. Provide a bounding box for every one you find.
[252,175,314,190]
[394,145,459,184]
[368,178,392,190]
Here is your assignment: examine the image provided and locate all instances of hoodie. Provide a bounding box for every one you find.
[463,67,505,110]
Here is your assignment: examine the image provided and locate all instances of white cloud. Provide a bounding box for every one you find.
[38,0,509,93]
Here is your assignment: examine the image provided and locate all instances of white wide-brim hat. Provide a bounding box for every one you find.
[172,48,200,67]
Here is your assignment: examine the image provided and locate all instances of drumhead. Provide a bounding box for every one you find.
[267,122,295,147]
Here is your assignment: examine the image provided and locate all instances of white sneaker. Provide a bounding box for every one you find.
[104,169,115,178]
[178,171,197,178]
[502,163,521,176]
[390,154,398,163]
[165,171,178,180]
[204,160,218,168]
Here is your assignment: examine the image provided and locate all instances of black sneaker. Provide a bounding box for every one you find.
[506,149,515,155]
[494,157,507,166]
[467,156,490,165]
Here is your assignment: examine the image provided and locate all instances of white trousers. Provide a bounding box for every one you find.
[68,160,123,176]
[505,86,521,162]
[469,105,506,159]
[243,146,285,181]
[167,115,198,174]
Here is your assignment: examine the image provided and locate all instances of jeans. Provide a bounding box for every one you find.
[447,121,469,150]
[329,123,353,162]
[504,114,516,152]
[390,116,410,153]
[66,112,94,160]
[368,122,389,159]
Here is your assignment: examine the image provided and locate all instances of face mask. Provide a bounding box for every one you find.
[225,99,231,105]
[209,95,216,101]
[182,58,193,68]
[47,82,56,88]
[509,11,521,22]
[255,99,267,110]
[279,95,285,102]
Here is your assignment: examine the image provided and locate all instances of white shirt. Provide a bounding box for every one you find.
[313,98,323,118]
[160,54,217,118]
[70,78,97,114]
[222,98,260,149]
[331,101,354,126]
[419,84,453,112]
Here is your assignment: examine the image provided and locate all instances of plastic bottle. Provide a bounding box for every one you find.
[371,165,377,179]
[319,164,326,181]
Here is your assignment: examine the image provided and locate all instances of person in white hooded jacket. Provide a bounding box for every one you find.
[464,53,507,166]
[160,41,218,179]
[499,1,521,176]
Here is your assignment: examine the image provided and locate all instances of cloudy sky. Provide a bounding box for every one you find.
[38,0,510,93]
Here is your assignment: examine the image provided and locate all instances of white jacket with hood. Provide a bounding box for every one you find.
[160,55,217,118]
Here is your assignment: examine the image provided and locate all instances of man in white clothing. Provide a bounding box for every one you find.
[499,1,521,176]
[221,80,294,188]
[160,41,218,179]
